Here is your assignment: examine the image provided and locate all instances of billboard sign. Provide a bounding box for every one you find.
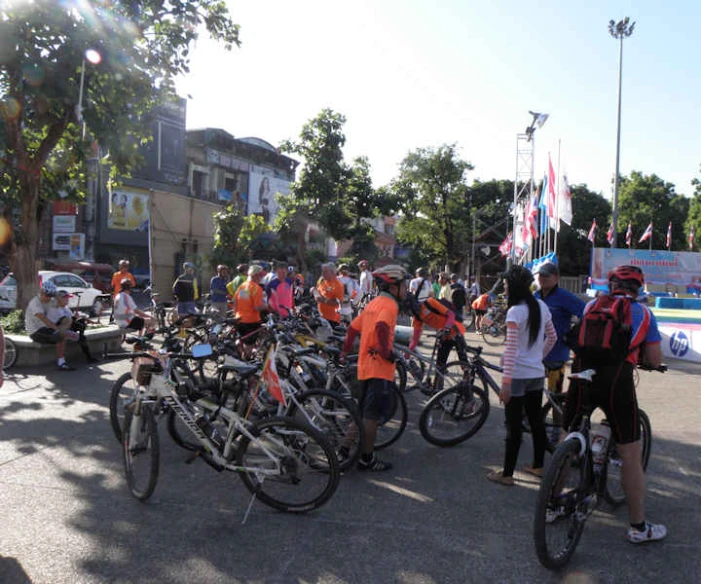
[108,189,150,231]
[247,167,291,226]
[591,248,701,292]
[53,215,76,234]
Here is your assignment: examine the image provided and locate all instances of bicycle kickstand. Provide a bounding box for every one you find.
[241,480,262,525]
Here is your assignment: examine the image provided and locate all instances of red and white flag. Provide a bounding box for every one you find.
[666,222,672,250]
[547,155,557,228]
[498,232,513,257]
[625,221,633,247]
[607,223,615,246]
[690,226,696,250]
[639,222,653,243]
[261,345,286,406]
[587,219,597,243]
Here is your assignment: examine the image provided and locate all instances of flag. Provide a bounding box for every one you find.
[607,223,615,246]
[538,175,549,235]
[528,192,539,240]
[625,221,633,247]
[690,226,696,250]
[547,155,557,228]
[558,174,573,226]
[498,232,513,257]
[261,345,286,406]
[666,222,672,249]
[587,219,597,243]
[639,222,653,243]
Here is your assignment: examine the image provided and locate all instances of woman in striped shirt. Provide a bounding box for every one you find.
[488,266,557,487]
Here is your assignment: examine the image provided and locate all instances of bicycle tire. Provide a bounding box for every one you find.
[3,336,17,370]
[166,407,204,452]
[604,408,652,507]
[534,438,587,570]
[237,416,340,513]
[374,384,408,450]
[122,404,160,501]
[109,372,139,443]
[419,383,489,446]
[481,324,506,346]
[288,389,364,472]
[394,358,408,392]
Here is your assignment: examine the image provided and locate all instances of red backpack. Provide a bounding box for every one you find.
[574,295,633,367]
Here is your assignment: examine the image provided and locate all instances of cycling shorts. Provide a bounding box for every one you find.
[359,378,397,423]
[563,362,640,445]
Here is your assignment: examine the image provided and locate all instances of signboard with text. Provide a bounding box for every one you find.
[108,189,150,231]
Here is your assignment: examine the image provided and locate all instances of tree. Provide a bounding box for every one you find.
[617,171,683,249]
[210,206,269,269]
[0,0,239,309]
[686,165,701,250]
[556,184,611,275]
[392,144,473,270]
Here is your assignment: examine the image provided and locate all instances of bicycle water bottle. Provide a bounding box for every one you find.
[590,421,611,475]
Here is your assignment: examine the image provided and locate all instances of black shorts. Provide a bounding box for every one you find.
[358,378,397,423]
[474,309,486,316]
[237,322,262,345]
[563,362,640,444]
[30,327,62,344]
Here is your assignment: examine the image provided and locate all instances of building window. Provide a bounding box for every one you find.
[192,170,207,198]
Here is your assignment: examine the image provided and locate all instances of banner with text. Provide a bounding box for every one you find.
[108,189,150,231]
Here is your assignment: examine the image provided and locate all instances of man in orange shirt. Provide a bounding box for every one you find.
[471,292,493,334]
[341,265,407,472]
[313,262,344,324]
[110,260,135,297]
[406,296,468,394]
[233,265,267,350]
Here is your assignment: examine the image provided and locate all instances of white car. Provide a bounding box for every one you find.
[0,271,110,315]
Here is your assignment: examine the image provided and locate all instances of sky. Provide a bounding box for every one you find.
[175,0,701,200]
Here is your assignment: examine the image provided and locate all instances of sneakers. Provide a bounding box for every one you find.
[545,505,568,524]
[57,362,75,371]
[357,455,392,472]
[522,464,544,478]
[627,522,667,544]
[487,470,515,486]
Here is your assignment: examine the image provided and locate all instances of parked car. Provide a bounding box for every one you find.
[0,271,110,315]
[43,260,114,294]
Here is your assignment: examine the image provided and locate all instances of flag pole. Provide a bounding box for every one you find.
[649,222,653,251]
[554,139,561,256]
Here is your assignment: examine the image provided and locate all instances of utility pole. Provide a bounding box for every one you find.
[608,17,635,248]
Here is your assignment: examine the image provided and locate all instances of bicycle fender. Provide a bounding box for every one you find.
[565,431,588,457]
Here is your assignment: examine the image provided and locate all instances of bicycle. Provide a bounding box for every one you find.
[533,364,665,569]
[478,302,507,345]
[113,343,340,514]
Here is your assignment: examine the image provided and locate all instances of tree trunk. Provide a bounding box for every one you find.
[9,172,42,312]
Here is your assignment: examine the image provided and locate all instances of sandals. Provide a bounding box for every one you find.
[487,470,515,486]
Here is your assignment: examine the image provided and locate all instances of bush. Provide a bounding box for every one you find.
[0,310,25,334]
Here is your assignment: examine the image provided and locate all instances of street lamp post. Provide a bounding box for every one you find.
[608,17,635,249]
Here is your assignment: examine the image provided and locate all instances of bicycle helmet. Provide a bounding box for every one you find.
[608,265,644,294]
[248,265,264,277]
[120,278,133,291]
[237,263,248,272]
[338,263,349,273]
[183,261,195,270]
[358,259,369,268]
[40,280,57,297]
[373,264,407,286]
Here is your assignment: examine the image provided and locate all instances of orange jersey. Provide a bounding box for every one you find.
[316,277,344,323]
[111,271,136,296]
[350,294,399,381]
[413,297,465,338]
[234,280,264,323]
[472,293,491,311]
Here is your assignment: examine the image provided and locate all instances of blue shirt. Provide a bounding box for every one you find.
[536,286,586,363]
[209,276,228,303]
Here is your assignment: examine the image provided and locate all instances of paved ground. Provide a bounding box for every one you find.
[1,330,700,583]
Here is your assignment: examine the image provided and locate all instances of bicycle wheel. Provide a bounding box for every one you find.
[482,323,506,346]
[288,389,364,472]
[374,384,408,450]
[604,409,652,507]
[419,383,489,446]
[237,416,340,513]
[109,372,139,443]
[394,359,408,393]
[534,438,587,570]
[166,407,204,452]
[122,404,160,501]
[3,336,17,370]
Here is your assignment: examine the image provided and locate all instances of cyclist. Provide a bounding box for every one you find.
[488,266,556,486]
[358,260,374,303]
[113,279,154,333]
[232,265,268,352]
[534,262,585,441]
[265,260,294,318]
[341,264,408,471]
[226,263,248,297]
[405,295,468,395]
[313,262,344,325]
[471,292,493,334]
[110,259,135,297]
[172,261,199,316]
[564,265,666,543]
[209,264,229,316]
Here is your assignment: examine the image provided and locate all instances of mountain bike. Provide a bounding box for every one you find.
[533,365,665,569]
[115,344,340,514]
[478,303,507,345]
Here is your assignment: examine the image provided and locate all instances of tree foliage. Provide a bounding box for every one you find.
[617,171,687,250]
[392,144,473,270]
[0,0,240,308]
[210,205,269,269]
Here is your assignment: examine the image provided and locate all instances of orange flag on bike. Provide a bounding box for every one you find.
[262,345,286,406]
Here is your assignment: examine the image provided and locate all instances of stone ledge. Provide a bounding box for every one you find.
[7,326,124,367]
